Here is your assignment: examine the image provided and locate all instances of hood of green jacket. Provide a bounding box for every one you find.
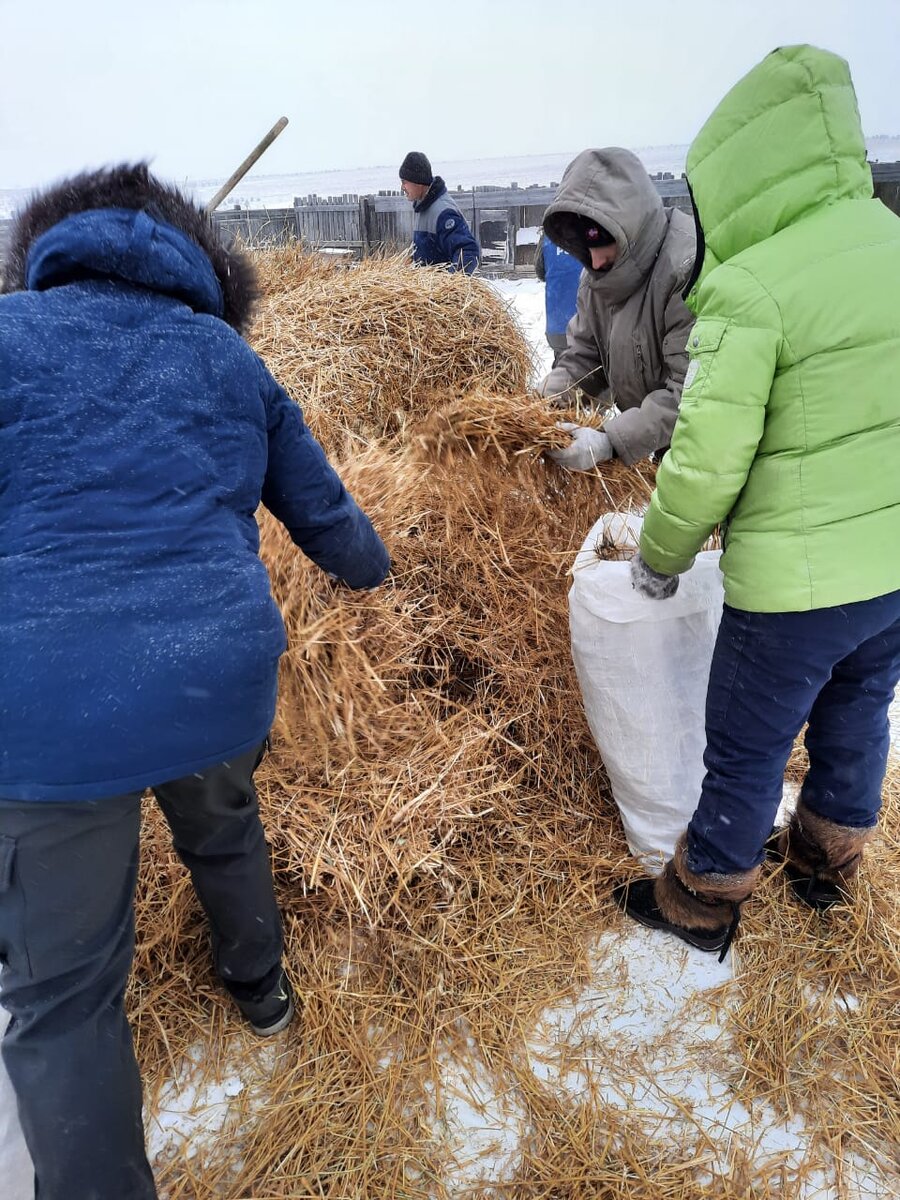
[684,44,873,308]
[543,148,668,305]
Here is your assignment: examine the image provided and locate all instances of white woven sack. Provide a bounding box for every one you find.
[568,513,724,866]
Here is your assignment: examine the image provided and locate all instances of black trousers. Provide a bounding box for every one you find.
[0,741,283,1200]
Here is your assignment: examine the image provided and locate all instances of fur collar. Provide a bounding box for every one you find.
[2,163,259,334]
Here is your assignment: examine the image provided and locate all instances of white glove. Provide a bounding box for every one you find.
[547,423,613,471]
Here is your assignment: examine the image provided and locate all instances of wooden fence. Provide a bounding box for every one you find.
[204,163,900,268]
[3,165,900,270]
[209,176,695,268]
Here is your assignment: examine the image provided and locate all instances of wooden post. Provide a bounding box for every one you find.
[507,205,518,268]
[358,196,371,257]
[205,117,289,214]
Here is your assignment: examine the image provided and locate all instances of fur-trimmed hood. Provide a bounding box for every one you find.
[1,163,258,333]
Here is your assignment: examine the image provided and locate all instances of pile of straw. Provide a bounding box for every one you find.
[723,778,900,1188]
[129,247,900,1198]
[255,431,651,924]
[251,249,532,455]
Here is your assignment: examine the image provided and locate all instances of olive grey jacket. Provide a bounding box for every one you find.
[541,148,696,464]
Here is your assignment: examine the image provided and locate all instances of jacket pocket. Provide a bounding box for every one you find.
[687,319,728,355]
[0,835,14,891]
[682,318,729,396]
[0,834,32,980]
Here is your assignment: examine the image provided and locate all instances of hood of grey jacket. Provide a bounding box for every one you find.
[540,190,696,463]
[543,148,670,305]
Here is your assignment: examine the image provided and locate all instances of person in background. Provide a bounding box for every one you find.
[533,230,582,367]
[617,45,900,958]
[399,150,480,274]
[0,164,389,1200]
[539,147,695,471]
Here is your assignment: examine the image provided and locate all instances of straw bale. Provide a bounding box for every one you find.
[251,247,533,457]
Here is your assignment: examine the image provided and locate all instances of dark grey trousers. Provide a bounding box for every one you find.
[0,741,283,1200]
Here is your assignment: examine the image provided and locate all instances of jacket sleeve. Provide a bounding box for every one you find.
[410,229,425,266]
[604,289,694,465]
[259,364,390,588]
[534,233,546,282]
[435,207,480,274]
[540,276,608,400]
[640,265,783,576]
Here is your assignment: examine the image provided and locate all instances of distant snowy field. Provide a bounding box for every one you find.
[3,138,900,216]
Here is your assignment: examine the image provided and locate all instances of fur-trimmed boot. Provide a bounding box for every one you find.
[771,798,875,911]
[613,836,761,962]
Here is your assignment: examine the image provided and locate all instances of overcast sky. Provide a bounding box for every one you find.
[2,0,897,191]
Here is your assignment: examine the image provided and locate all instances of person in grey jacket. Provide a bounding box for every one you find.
[540,148,696,468]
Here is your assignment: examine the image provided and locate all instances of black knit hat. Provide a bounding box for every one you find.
[399,151,433,186]
[576,213,616,248]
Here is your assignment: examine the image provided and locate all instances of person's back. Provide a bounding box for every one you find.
[1,214,283,795]
[718,197,900,608]
[0,185,386,800]
[0,164,388,1200]
[534,231,582,363]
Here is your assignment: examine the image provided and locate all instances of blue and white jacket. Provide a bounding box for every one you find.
[412,178,480,274]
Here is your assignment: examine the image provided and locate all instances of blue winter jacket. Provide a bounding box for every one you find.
[412,178,480,274]
[0,207,389,801]
[541,238,582,337]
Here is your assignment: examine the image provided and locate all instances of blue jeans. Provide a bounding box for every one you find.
[686,590,900,876]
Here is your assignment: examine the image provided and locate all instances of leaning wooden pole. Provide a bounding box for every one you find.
[204,116,289,214]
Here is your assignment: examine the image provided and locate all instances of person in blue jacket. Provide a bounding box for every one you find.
[533,231,583,366]
[0,163,389,1200]
[399,151,480,274]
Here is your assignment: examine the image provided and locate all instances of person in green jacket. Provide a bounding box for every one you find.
[614,44,900,958]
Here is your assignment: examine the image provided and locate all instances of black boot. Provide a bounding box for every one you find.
[226,965,296,1036]
[614,836,759,963]
[767,800,874,912]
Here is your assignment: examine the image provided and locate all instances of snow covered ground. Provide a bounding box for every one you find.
[1,279,898,1200]
[488,277,555,383]
[430,925,891,1199]
[3,923,893,1200]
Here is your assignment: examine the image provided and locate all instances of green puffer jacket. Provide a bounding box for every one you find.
[640,45,900,612]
